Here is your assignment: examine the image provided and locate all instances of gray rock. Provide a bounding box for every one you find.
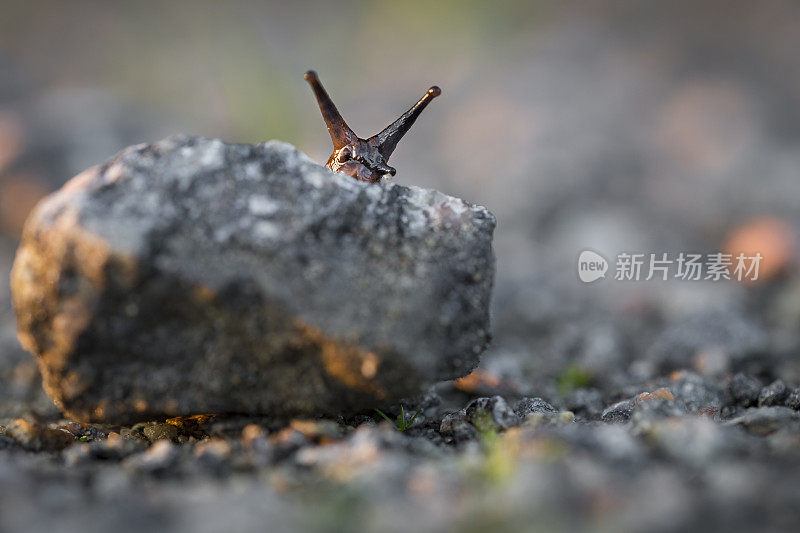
[728,373,762,408]
[439,410,477,443]
[786,389,800,410]
[141,423,181,443]
[725,407,800,435]
[10,136,496,423]
[669,372,724,412]
[464,396,520,432]
[601,399,635,423]
[758,379,789,407]
[629,398,688,434]
[513,397,557,418]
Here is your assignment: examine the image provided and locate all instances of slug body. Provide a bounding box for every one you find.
[304,70,441,183]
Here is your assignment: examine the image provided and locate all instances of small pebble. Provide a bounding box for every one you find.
[758,379,789,407]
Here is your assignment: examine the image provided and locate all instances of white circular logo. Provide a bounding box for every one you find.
[578,250,608,283]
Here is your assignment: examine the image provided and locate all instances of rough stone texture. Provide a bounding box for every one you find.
[728,373,763,408]
[601,399,636,423]
[513,396,556,418]
[464,395,519,431]
[10,135,496,424]
[726,407,800,435]
[758,379,789,407]
[786,389,800,410]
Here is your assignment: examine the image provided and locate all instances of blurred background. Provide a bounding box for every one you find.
[2,0,800,413]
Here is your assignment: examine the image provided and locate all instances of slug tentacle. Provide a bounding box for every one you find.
[370,86,441,159]
[304,70,358,149]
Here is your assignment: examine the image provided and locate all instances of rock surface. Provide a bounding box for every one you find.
[10,135,495,423]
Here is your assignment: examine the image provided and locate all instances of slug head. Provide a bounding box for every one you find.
[327,139,396,183]
[304,70,440,183]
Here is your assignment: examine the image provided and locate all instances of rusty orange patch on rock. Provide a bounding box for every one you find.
[10,182,141,423]
[454,369,502,392]
[635,387,675,405]
[295,321,387,399]
[166,414,215,428]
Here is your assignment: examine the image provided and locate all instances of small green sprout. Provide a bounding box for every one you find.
[374,406,423,431]
[75,435,89,442]
[556,363,593,396]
